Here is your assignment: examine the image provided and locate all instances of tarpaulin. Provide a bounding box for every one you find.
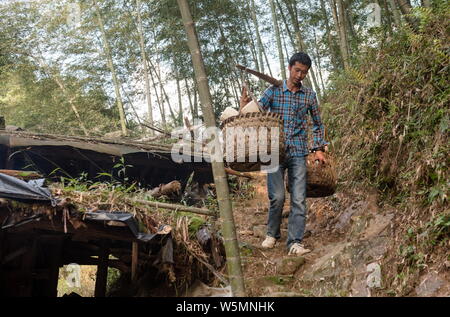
[0,173,56,205]
[83,212,167,243]
[0,174,171,243]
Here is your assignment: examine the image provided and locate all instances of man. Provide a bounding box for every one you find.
[240,52,328,255]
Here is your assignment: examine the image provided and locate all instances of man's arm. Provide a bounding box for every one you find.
[309,92,329,162]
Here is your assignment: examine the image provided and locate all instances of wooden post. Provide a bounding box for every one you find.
[46,238,63,297]
[94,240,109,297]
[20,235,37,296]
[131,242,138,283]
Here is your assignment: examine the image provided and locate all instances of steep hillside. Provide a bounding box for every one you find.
[311,7,449,296]
[231,7,449,297]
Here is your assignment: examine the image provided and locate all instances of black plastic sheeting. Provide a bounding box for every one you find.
[0,173,169,244]
[83,212,164,243]
[0,173,56,205]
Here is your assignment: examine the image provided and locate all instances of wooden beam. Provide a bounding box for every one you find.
[8,219,138,242]
[131,242,138,282]
[46,238,64,297]
[94,241,109,297]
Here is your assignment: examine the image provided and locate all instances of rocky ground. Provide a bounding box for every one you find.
[230,172,449,297]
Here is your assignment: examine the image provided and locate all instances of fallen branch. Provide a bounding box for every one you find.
[0,169,43,180]
[131,199,217,217]
[225,168,254,179]
[189,250,228,285]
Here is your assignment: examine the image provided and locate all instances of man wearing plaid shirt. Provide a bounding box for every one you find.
[240,52,328,255]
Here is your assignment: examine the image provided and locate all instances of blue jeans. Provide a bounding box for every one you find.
[266,156,307,249]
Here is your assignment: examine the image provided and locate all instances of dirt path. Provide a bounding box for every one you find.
[232,172,449,297]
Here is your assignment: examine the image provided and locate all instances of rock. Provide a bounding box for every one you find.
[334,202,363,231]
[238,230,254,236]
[264,275,294,286]
[361,213,394,240]
[275,256,306,275]
[261,285,288,295]
[185,280,232,297]
[351,271,370,297]
[253,225,266,238]
[246,275,293,294]
[366,262,382,288]
[415,272,446,296]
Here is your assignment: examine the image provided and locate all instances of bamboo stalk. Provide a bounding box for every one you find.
[270,0,286,80]
[93,0,128,136]
[177,0,246,297]
[136,0,154,136]
[132,199,217,217]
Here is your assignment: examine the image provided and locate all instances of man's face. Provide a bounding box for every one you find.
[289,62,309,86]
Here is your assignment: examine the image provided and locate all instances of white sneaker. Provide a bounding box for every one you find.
[261,236,276,249]
[288,243,311,256]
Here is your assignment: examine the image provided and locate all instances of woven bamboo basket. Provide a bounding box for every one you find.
[220,112,286,172]
[305,151,337,197]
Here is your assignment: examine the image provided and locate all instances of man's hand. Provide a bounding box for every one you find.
[240,86,252,109]
[315,150,327,164]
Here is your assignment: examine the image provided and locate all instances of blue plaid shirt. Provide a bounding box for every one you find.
[259,80,328,157]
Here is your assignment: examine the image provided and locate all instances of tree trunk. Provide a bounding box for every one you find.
[249,0,264,73]
[421,0,431,7]
[185,78,195,120]
[379,0,394,34]
[329,0,350,70]
[136,0,154,136]
[243,16,261,75]
[93,0,127,136]
[395,0,418,28]
[216,23,245,104]
[175,71,183,126]
[148,64,166,130]
[276,0,295,48]
[319,0,338,69]
[249,0,265,90]
[336,0,351,67]
[281,30,290,65]
[343,0,356,43]
[396,0,413,15]
[35,55,89,136]
[262,45,274,77]
[177,0,246,297]
[386,0,402,26]
[283,0,322,97]
[147,57,176,129]
[270,0,286,79]
[312,30,326,92]
[193,80,199,119]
